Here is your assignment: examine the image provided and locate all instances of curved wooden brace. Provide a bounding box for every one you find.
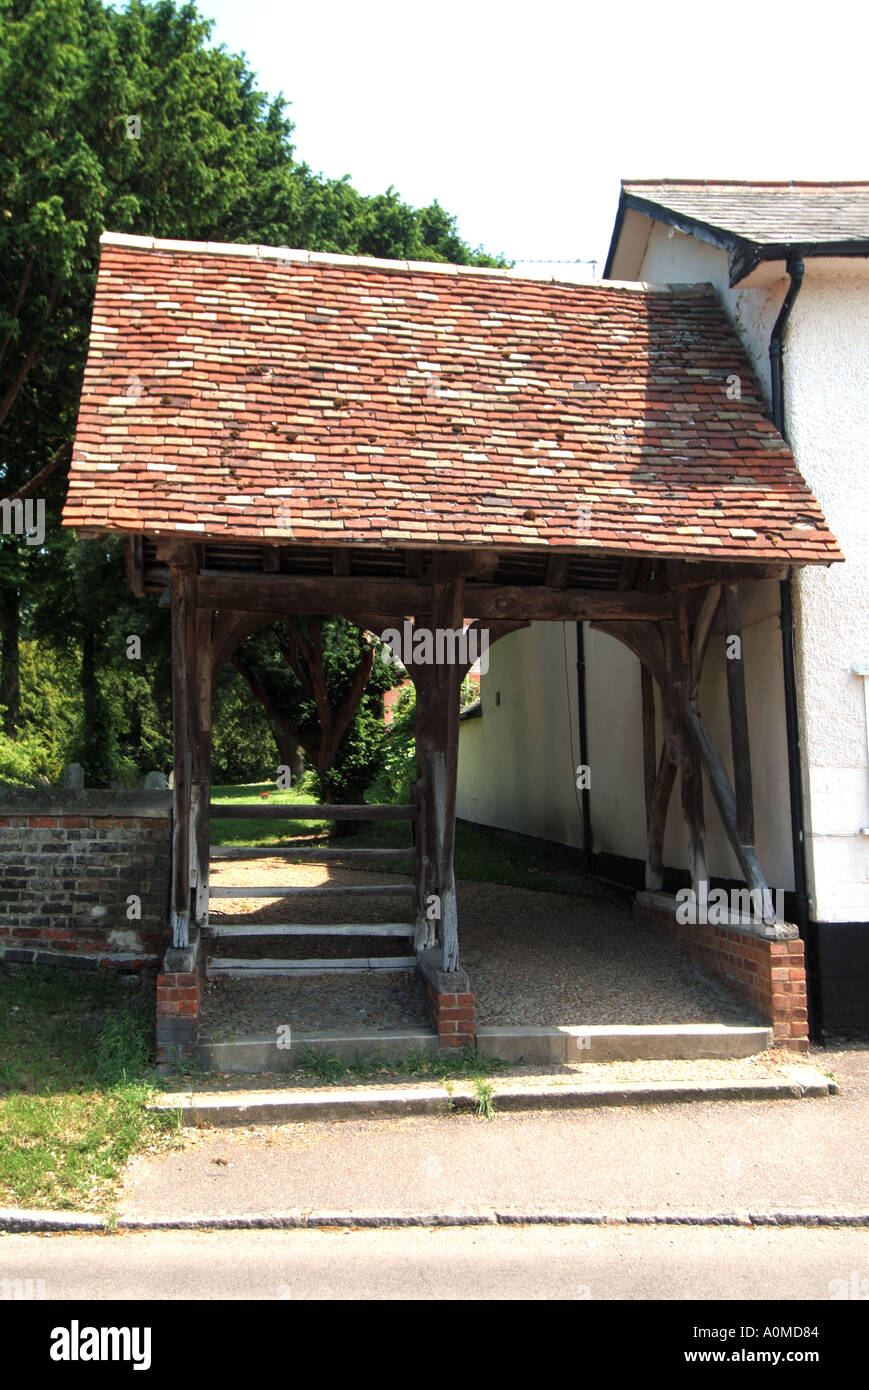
[212,611,280,674]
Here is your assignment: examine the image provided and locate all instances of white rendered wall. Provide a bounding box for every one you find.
[456,587,794,889]
[456,622,584,849]
[783,264,869,922]
[584,583,794,888]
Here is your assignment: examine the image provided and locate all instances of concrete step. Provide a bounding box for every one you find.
[194,1023,774,1073]
[197,1027,439,1073]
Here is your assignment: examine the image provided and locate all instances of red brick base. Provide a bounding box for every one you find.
[423,979,476,1048]
[155,929,204,1066]
[417,950,476,1048]
[635,892,809,1052]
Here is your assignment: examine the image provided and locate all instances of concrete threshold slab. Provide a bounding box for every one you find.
[197,1023,773,1074]
[152,1064,836,1127]
[476,1023,773,1063]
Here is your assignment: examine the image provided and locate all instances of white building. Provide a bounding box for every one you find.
[457,181,869,1034]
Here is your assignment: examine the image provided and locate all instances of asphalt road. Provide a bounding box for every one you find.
[2,1224,868,1301]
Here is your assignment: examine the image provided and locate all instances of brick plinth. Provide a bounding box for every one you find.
[634,892,810,1052]
[417,949,476,1048]
[155,931,204,1067]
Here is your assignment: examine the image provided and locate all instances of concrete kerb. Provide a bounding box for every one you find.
[3,1206,868,1234]
[151,1065,837,1127]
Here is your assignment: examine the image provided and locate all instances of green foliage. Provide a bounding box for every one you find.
[235,617,402,803]
[211,665,277,784]
[368,683,416,804]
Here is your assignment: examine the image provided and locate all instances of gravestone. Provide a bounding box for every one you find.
[61,763,85,792]
[143,771,169,790]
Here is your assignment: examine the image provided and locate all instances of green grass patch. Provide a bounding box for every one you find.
[210,781,333,847]
[289,1042,507,1086]
[0,965,180,1211]
[209,782,594,899]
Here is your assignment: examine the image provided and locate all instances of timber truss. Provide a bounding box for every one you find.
[137,534,789,960]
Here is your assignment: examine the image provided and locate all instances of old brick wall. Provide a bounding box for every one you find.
[0,791,172,968]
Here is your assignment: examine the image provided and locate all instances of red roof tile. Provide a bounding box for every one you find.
[62,233,841,565]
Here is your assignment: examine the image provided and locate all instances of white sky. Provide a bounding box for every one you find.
[201,0,869,276]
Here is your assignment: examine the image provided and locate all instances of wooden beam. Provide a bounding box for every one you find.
[429,549,494,581]
[676,588,708,896]
[411,584,464,968]
[723,584,754,845]
[684,707,773,919]
[189,606,213,927]
[471,586,673,622]
[646,743,677,891]
[169,564,192,946]
[591,619,668,690]
[666,561,788,589]
[618,557,641,591]
[125,536,145,597]
[545,554,570,588]
[196,572,674,622]
[211,611,277,673]
[641,664,656,828]
[690,584,722,701]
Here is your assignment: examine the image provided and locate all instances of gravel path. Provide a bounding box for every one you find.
[201,858,761,1036]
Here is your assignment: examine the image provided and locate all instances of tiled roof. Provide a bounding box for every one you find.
[621,180,869,246]
[62,233,841,565]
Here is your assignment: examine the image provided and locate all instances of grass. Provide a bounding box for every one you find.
[473,1078,496,1121]
[210,781,592,897]
[0,964,180,1212]
[285,1043,507,1087]
[210,781,333,847]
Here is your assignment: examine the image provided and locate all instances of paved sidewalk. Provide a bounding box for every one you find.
[114,1047,868,1227]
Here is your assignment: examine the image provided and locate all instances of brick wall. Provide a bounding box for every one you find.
[0,790,172,969]
[635,891,809,1051]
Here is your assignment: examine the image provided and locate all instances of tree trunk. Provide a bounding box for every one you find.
[272,723,304,781]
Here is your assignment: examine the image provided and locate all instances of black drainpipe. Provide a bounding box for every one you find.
[576,621,593,873]
[769,251,823,1039]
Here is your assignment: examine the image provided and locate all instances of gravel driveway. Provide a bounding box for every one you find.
[201,858,759,1037]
